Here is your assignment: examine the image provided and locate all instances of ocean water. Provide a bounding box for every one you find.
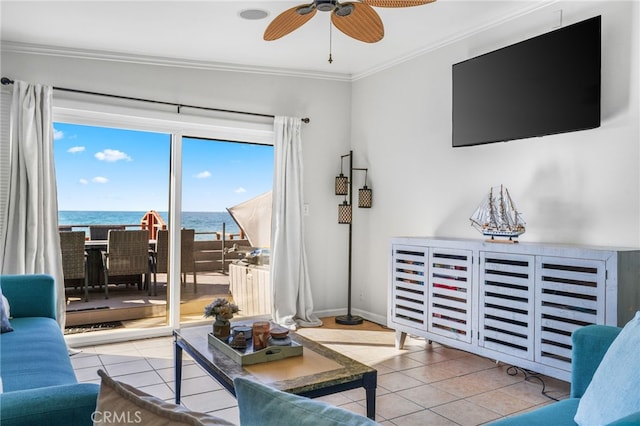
[59,211,240,240]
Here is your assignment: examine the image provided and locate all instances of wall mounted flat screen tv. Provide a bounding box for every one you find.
[452,16,601,148]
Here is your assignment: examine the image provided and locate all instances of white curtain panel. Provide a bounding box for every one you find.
[1,80,65,328]
[271,116,322,329]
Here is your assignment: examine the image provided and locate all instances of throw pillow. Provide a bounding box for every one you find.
[0,285,13,333]
[2,295,10,317]
[574,311,640,426]
[94,369,234,426]
[233,376,378,426]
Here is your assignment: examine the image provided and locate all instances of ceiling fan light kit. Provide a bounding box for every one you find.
[264,0,436,44]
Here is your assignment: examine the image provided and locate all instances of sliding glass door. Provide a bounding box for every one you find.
[53,108,274,342]
[54,122,171,335]
[179,137,274,325]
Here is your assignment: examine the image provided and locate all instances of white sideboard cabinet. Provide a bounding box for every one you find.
[388,237,640,381]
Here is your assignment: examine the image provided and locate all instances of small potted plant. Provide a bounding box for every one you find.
[204,298,239,340]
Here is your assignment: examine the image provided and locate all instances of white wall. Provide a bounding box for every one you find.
[351,1,640,320]
[0,51,354,316]
[2,0,638,324]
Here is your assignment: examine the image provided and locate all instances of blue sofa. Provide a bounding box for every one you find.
[0,274,99,425]
[489,324,640,425]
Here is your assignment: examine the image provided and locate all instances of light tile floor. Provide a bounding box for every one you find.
[72,317,570,425]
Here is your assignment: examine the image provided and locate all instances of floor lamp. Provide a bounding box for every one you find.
[335,150,372,325]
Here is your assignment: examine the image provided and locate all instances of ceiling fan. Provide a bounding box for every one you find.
[264,0,437,43]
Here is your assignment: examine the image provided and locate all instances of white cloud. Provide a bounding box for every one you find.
[234,187,247,194]
[67,146,85,154]
[53,128,64,140]
[79,178,88,185]
[195,171,212,179]
[92,176,109,184]
[95,149,132,162]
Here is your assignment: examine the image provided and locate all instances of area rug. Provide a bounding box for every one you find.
[64,321,124,335]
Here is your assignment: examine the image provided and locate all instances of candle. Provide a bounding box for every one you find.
[252,321,270,351]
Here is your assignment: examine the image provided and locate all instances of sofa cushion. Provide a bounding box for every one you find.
[574,311,640,426]
[94,369,234,425]
[0,383,100,426]
[0,317,76,391]
[2,295,10,317]
[489,398,580,426]
[233,376,378,425]
[0,285,13,333]
[0,274,57,319]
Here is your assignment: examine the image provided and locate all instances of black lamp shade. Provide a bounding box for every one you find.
[358,186,372,208]
[335,174,348,195]
[338,202,352,224]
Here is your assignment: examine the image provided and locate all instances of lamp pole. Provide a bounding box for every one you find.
[336,151,363,325]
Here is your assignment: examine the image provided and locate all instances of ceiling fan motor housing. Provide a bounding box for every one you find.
[316,0,339,12]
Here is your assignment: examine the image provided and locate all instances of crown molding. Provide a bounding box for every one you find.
[0,41,353,83]
[352,0,559,81]
[2,1,557,84]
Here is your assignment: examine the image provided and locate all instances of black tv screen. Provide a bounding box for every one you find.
[452,16,601,148]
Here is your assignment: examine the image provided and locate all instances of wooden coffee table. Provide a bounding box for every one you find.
[173,325,377,420]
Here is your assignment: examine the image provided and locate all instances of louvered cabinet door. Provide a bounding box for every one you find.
[389,245,428,331]
[479,252,535,361]
[535,256,606,371]
[426,248,473,344]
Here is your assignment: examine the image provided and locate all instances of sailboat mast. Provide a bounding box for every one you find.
[499,185,509,229]
[505,188,521,226]
[488,187,498,228]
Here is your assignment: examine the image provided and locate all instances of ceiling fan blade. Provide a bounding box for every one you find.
[360,0,436,7]
[264,4,317,41]
[331,2,384,43]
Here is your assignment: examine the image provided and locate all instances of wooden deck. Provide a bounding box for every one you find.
[63,236,254,328]
[65,272,232,327]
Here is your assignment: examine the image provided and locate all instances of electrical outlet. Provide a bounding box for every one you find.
[303,204,310,216]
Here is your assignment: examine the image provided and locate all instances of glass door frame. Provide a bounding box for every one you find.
[55,99,274,346]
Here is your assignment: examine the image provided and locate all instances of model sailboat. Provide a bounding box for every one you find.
[470,185,525,242]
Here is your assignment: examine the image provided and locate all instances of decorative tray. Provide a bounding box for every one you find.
[207,332,303,366]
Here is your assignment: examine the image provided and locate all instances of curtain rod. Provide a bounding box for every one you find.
[0,77,310,124]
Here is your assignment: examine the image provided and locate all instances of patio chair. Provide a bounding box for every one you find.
[153,229,197,295]
[59,231,89,302]
[101,230,152,299]
[90,225,125,240]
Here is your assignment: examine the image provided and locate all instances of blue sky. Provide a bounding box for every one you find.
[53,123,274,211]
